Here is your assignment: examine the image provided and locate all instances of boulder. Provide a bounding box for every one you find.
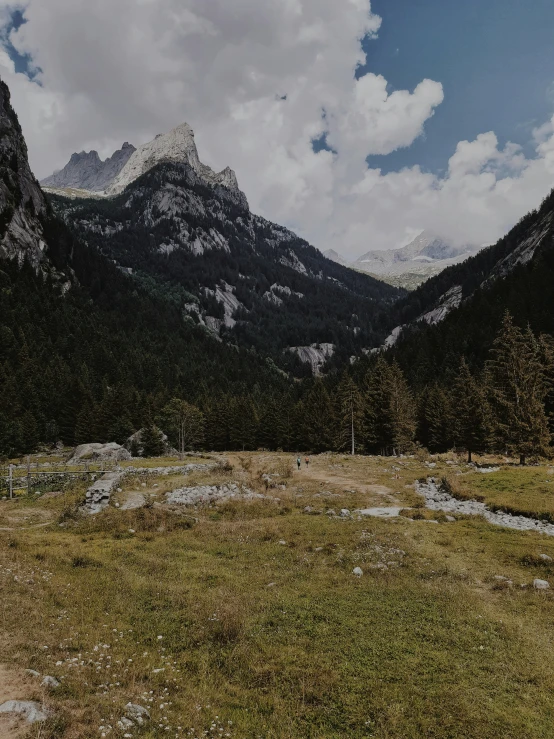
[68,442,131,464]
[533,579,550,590]
[125,428,176,457]
[0,700,48,723]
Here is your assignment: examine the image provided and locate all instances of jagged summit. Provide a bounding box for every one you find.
[41,142,136,192]
[106,122,243,199]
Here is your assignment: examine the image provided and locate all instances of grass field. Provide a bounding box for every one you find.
[446,466,554,522]
[2,453,554,738]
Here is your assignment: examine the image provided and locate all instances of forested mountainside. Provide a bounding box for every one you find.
[377,189,554,383]
[48,162,401,373]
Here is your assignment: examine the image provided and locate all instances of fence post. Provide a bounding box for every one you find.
[27,455,31,496]
[9,464,13,500]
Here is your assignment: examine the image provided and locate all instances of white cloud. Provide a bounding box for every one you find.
[0,0,553,259]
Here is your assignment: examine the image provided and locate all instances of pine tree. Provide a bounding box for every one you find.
[141,425,166,457]
[487,313,552,464]
[421,384,453,453]
[388,361,417,454]
[335,375,364,454]
[364,357,393,454]
[301,380,334,452]
[364,358,416,455]
[230,397,258,451]
[451,358,489,462]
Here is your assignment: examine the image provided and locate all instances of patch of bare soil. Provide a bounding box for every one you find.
[0,665,38,739]
[0,506,54,531]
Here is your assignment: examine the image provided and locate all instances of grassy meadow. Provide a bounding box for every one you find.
[1,453,554,738]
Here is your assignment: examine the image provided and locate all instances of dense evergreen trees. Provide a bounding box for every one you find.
[2,248,554,463]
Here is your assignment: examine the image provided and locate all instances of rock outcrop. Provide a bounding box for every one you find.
[41,143,136,192]
[106,123,247,206]
[0,80,50,270]
[68,442,131,464]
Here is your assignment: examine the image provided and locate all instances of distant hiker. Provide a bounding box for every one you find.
[305,456,310,468]
[297,457,301,470]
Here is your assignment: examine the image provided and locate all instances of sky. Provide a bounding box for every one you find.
[0,0,553,260]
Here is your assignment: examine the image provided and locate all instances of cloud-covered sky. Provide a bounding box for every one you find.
[0,0,554,258]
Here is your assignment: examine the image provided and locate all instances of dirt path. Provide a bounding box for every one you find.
[0,665,41,738]
[294,465,397,501]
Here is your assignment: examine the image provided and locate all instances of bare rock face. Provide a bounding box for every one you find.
[41,143,136,192]
[107,123,247,207]
[287,343,335,375]
[0,700,48,723]
[68,442,131,464]
[0,80,50,270]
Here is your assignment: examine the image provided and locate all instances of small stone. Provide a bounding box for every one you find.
[266,582,277,588]
[445,515,456,522]
[141,483,147,488]
[41,675,60,688]
[326,509,336,516]
[534,579,550,590]
[125,703,150,725]
[539,554,553,562]
[117,717,134,730]
[117,488,122,493]
[303,506,312,514]
[115,502,120,508]
[352,567,363,577]
[278,540,287,546]
[25,669,40,678]
[314,547,323,552]
[340,509,350,517]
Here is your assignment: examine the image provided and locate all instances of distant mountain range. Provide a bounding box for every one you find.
[324,232,483,290]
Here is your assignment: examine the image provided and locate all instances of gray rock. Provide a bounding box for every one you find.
[166,484,264,506]
[125,428,176,457]
[69,442,131,464]
[25,669,40,678]
[125,703,150,725]
[0,83,52,273]
[445,515,456,522]
[340,509,350,517]
[326,509,336,516]
[356,507,404,518]
[117,717,134,730]
[82,471,125,515]
[41,143,136,192]
[41,675,60,688]
[539,554,553,562]
[0,700,48,723]
[417,479,554,536]
[533,579,550,590]
[352,567,363,577]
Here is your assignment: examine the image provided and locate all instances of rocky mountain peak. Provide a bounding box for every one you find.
[106,122,245,202]
[42,142,136,193]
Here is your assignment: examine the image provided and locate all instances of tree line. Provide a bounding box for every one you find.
[1,225,552,464]
[131,313,554,464]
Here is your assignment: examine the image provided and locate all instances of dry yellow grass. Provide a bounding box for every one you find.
[1,453,554,738]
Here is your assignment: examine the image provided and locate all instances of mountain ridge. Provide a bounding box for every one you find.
[41,142,136,192]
